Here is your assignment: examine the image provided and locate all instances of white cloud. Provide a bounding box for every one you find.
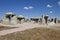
[50,11,53,13]
[47,4,52,8]
[58,1,60,6]
[24,7,29,10]
[29,6,33,9]
[23,6,33,10]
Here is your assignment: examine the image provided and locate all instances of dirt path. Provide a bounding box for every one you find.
[0,23,59,36]
[0,23,47,36]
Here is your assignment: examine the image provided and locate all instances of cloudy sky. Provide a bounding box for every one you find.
[0,0,60,19]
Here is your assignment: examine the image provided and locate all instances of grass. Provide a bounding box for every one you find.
[0,27,60,40]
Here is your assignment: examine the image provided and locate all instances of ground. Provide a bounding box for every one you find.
[0,23,60,40]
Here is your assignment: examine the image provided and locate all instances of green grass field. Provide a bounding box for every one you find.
[0,27,60,40]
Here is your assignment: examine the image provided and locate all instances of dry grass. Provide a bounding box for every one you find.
[0,27,60,40]
[0,26,17,31]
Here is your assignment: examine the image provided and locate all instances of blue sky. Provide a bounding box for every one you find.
[0,0,60,19]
